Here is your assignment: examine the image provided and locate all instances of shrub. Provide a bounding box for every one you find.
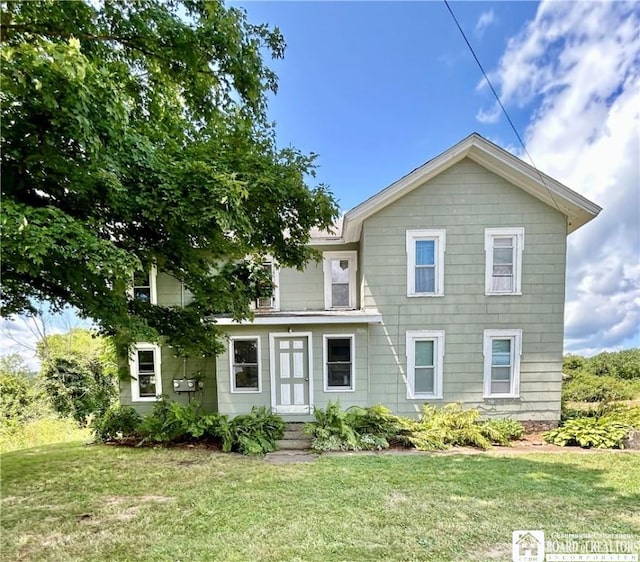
[305,402,523,452]
[92,405,142,441]
[40,356,117,424]
[413,404,491,450]
[563,354,588,373]
[0,354,50,431]
[481,419,525,445]
[589,349,640,380]
[545,405,640,449]
[543,417,630,449]
[138,398,224,444]
[304,402,394,452]
[562,372,635,403]
[220,406,284,455]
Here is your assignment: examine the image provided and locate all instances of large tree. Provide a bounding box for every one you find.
[1,0,338,356]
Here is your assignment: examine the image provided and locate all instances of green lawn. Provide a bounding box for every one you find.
[2,444,639,561]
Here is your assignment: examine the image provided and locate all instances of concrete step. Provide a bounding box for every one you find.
[276,438,312,451]
[283,429,307,440]
[284,422,306,431]
[266,451,318,464]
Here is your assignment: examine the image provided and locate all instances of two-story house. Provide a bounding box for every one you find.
[121,133,601,423]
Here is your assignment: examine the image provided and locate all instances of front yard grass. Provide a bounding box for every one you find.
[2,443,639,561]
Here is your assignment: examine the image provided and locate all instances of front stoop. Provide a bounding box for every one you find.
[275,422,312,451]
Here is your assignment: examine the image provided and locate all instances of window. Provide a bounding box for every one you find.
[405,330,445,399]
[129,343,161,402]
[406,230,446,297]
[255,262,279,311]
[484,228,524,295]
[323,335,355,391]
[483,329,522,398]
[130,265,157,304]
[230,337,261,392]
[323,251,357,309]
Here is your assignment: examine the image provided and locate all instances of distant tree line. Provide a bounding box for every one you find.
[563,349,640,403]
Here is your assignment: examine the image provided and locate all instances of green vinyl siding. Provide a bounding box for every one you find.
[156,272,194,307]
[278,262,324,311]
[119,349,217,416]
[361,158,567,421]
[216,324,369,418]
[278,243,359,312]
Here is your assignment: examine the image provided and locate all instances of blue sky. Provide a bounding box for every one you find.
[2,1,638,366]
[238,1,538,210]
[235,0,640,356]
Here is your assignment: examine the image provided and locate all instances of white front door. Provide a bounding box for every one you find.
[270,333,312,414]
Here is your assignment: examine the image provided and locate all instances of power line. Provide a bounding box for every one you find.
[443,0,563,213]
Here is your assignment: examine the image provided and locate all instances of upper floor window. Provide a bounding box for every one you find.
[255,262,280,311]
[323,251,357,309]
[129,343,162,402]
[130,265,157,304]
[323,334,355,391]
[405,330,445,399]
[484,228,524,295]
[483,329,522,398]
[406,229,446,297]
[230,337,261,393]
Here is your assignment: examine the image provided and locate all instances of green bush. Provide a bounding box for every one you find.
[220,406,284,455]
[138,398,224,444]
[304,403,396,452]
[305,402,523,452]
[93,400,283,455]
[92,405,142,441]
[543,417,630,449]
[481,418,525,445]
[589,349,640,380]
[413,404,492,450]
[40,356,117,425]
[545,404,640,449]
[0,355,53,433]
[562,372,635,403]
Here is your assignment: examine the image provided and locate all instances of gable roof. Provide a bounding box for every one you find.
[328,133,601,243]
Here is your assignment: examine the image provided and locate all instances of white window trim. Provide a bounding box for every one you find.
[483,329,523,398]
[323,251,358,310]
[229,336,262,393]
[406,229,446,297]
[128,265,158,305]
[253,262,280,311]
[323,334,356,392]
[129,342,162,402]
[484,227,525,295]
[405,330,445,399]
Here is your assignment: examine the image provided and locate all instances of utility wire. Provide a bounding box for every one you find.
[443,0,563,214]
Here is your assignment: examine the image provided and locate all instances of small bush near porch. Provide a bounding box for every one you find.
[2,443,639,561]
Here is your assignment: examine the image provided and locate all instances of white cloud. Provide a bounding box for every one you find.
[475,102,501,124]
[482,0,640,355]
[475,9,496,37]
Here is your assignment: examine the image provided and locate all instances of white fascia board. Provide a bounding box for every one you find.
[466,142,601,233]
[214,311,382,326]
[340,133,601,242]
